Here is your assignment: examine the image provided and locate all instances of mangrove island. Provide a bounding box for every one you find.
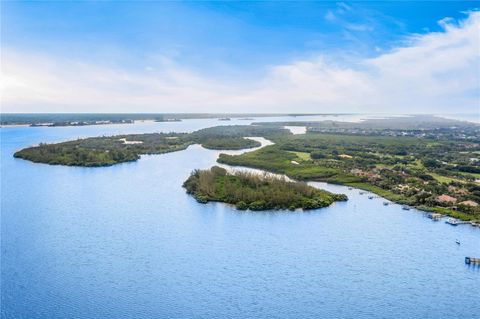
[183,166,347,210]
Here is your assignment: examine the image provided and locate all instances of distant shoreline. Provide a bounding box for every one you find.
[2,113,479,128]
[1,113,351,127]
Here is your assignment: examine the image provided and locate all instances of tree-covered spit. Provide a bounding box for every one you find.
[13,125,291,167]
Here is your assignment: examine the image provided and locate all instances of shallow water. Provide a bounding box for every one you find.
[1,117,479,319]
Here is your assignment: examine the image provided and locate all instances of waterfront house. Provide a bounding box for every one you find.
[436,194,457,204]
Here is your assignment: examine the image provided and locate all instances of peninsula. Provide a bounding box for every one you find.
[13,125,289,166]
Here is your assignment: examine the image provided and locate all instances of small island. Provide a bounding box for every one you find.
[183,166,347,210]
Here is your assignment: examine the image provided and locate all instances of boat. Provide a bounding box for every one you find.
[402,206,410,210]
[456,239,460,245]
[348,187,353,190]
[445,218,458,226]
[368,196,374,199]
[383,202,389,206]
[465,257,480,264]
[359,191,365,195]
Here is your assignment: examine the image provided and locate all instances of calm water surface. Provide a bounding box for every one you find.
[1,116,479,319]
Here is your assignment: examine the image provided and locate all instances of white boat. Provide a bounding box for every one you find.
[445,218,458,226]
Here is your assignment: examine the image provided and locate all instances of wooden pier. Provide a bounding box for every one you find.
[465,257,480,265]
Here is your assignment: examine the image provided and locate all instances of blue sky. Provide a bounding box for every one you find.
[2,1,479,113]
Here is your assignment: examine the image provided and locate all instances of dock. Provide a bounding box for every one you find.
[465,257,480,265]
[427,213,442,221]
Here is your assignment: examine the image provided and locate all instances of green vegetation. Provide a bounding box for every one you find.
[199,138,260,150]
[14,125,290,167]
[219,146,349,181]
[429,173,461,184]
[190,125,288,140]
[288,151,311,161]
[13,133,191,167]
[183,166,347,210]
[218,132,480,221]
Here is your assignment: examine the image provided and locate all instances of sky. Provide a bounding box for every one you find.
[1,1,479,114]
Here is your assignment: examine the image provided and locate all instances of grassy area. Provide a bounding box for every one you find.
[375,163,394,169]
[458,172,480,180]
[288,151,311,161]
[429,173,462,184]
[408,159,424,169]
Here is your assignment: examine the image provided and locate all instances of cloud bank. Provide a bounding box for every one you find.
[1,11,479,113]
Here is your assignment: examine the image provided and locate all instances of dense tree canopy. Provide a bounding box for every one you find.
[14,125,290,167]
[183,166,347,211]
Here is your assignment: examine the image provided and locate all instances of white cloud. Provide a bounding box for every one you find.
[337,2,352,12]
[325,10,336,22]
[1,11,479,113]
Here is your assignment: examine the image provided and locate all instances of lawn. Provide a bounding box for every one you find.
[288,151,311,161]
[429,173,463,184]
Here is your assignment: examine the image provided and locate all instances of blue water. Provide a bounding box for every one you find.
[1,117,479,319]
